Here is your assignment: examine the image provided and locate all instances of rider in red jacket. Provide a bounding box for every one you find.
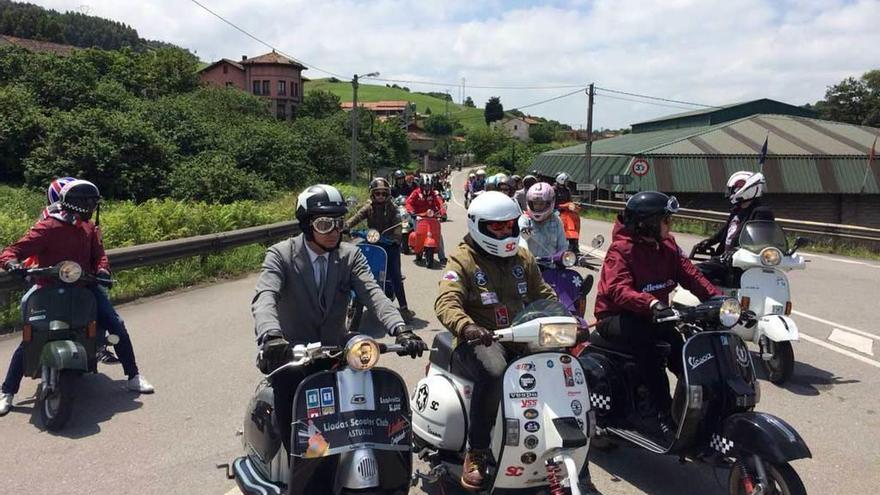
[594,191,720,443]
[405,175,447,262]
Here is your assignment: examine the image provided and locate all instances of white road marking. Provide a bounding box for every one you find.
[792,311,880,341]
[224,486,238,495]
[800,334,880,369]
[802,252,880,269]
[829,328,874,355]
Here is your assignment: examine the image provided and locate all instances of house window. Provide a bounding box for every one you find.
[293,81,299,97]
[225,81,234,88]
[277,101,287,120]
[514,125,518,130]
[262,80,270,96]
[278,80,287,95]
[252,80,261,95]
[223,65,228,74]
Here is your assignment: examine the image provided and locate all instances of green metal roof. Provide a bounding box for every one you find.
[631,98,817,133]
[531,113,880,194]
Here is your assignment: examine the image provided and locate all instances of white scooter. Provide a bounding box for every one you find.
[673,220,809,384]
[411,300,593,494]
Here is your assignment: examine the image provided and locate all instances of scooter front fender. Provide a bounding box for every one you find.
[757,315,799,343]
[721,412,811,464]
[40,340,88,372]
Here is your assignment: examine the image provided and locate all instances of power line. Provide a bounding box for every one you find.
[594,85,719,108]
[594,91,698,111]
[452,87,587,121]
[364,76,587,90]
[187,0,349,80]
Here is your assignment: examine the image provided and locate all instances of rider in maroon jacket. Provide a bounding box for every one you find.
[594,191,720,442]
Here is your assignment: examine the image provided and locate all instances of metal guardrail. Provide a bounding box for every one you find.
[0,220,301,292]
[583,200,880,244]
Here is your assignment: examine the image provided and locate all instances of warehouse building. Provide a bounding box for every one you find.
[530,99,880,227]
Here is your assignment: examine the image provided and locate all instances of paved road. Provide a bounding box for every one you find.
[1,170,877,494]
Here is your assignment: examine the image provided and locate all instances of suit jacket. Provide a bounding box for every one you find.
[251,234,404,346]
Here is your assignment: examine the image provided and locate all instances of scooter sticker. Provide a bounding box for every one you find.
[571,399,583,415]
[512,265,525,279]
[546,360,555,368]
[415,384,429,411]
[563,366,575,387]
[560,355,572,364]
[575,369,585,385]
[520,399,538,408]
[521,452,537,465]
[515,362,536,371]
[523,408,539,419]
[306,389,320,408]
[510,391,538,399]
[519,374,536,390]
[495,306,510,327]
[442,271,460,282]
[524,435,539,449]
[736,344,750,367]
[517,282,528,295]
[505,466,525,477]
[320,387,335,415]
[475,270,488,286]
[481,291,500,305]
[524,421,540,432]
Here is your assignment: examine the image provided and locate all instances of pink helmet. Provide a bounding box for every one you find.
[526,182,555,222]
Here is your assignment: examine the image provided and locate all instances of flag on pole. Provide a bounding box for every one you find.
[758,134,769,173]
[860,136,877,193]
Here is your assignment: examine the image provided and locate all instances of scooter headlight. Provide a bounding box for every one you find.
[366,229,381,244]
[561,251,577,267]
[539,322,577,347]
[58,261,83,283]
[719,298,742,328]
[759,247,782,266]
[345,335,380,371]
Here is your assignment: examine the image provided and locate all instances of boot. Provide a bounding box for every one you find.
[460,448,489,490]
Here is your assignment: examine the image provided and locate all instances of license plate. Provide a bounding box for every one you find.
[770,304,784,315]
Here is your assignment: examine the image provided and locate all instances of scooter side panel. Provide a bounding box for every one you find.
[356,244,388,287]
[738,268,790,317]
[410,371,468,452]
[494,352,590,489]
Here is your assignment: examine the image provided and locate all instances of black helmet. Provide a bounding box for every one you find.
[496,174,514,196]
[60,180,100,220]
[419,174,433,190]
[296,184,347,226]
[523,174,538,190]
[369,177,391,193]
[622,191,679,240]
[393,169,405,180]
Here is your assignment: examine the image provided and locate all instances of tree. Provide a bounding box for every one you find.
[529,123,554,144]
[813,70,880,126]
[466,126,510,162]
[464,96,475,108]
[0,84,44,181]
[424,114,455,136]
[484,96,504,125]
[425,106,432,115]
[300,89,342,119]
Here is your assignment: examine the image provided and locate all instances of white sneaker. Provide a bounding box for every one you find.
[0,393,13,416]
[127,375,155,394]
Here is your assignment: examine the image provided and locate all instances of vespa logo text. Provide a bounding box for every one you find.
[688,353,714,370]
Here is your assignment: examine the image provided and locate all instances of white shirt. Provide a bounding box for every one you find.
[304,241,328,288]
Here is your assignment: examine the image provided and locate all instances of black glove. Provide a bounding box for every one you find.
[97,269,113,289]
[651,301,676,322]
[741,310,758,328]
[4,260,24,274]
[257,330,292,374]
[462,323,494,347]
[394,328,426,358]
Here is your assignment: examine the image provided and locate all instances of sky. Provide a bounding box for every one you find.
[30,0,880,129]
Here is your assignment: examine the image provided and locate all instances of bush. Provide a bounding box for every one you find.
[169,152,274,203]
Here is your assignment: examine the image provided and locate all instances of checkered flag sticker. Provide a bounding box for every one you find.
[710,433,734,455]
[590,392,611,411]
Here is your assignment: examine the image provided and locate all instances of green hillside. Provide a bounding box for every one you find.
[306,78,488,132]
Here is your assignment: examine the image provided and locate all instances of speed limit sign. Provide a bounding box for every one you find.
[631,158,650,177]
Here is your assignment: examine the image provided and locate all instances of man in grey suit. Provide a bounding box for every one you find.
[251,184,426,452]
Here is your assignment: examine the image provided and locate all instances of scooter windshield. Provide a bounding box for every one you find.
[738,220,788,253]
[511,299,571,325]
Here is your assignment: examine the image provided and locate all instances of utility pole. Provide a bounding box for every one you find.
[585,83,594,203]
[350,71,379,184]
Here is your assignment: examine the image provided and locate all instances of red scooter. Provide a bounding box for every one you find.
[408,209,443,269]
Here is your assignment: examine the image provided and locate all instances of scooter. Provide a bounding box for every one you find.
[576,298,811,495]
[411,300,594,494]
[672,220,809,384]
[231,334,414,495]
[408,209,443,269]
[394,196,413,255]
[532,234,605,320]
[346,227,399,332]
[16,261,117,430]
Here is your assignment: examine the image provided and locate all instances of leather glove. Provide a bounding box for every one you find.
[4,260,24,274]
[462,323,494,347]
[97,269,113,289]
[257,330,292,374]
[651,301,676,322]
[394,327,426,358]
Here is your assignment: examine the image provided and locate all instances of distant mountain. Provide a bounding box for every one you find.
[0,0,189,53]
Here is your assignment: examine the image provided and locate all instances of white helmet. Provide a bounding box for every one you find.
[467,191,522,258]
[468,173,475,179]
[555,172,569,185]
[727,171,765,205]
[476,168,486,177]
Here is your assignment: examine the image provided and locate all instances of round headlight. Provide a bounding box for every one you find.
[366,229,381,244]
[760,247,782,266]
[345,335,380,371]
[719,298,742,328]
[58,261,83,284]
[561,251,577,267]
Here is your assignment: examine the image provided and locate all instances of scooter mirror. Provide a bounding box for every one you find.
[346,196,359,207]
[591,234,605,248]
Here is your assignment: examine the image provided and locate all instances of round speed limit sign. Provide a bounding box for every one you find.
[631,158,650,177]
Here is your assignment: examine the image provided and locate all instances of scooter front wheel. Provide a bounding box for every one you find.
[729,458,806,495]
[425,248,435,269]
[39,369,77,431]
[765,341,795,385]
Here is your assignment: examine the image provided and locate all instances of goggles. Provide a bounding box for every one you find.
[666,195,680,214]
[311,216,345,234]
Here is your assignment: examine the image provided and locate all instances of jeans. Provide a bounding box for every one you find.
[450,342,511,450]
[597,313,683,414]
[385,243,408,308]
[2,285,140,394]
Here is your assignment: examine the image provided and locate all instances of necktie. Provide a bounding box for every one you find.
[316,255,327,310]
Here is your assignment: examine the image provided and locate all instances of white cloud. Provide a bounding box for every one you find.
[30,0,880,129]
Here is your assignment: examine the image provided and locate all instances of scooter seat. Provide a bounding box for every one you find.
[430,331,455,371]
[588,331,634,355]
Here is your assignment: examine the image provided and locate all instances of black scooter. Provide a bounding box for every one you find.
[575,298,811,495]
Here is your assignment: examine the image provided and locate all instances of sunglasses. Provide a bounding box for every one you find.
[486,219,516,230]
[311,216,345,234]
[373,191,389,198]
